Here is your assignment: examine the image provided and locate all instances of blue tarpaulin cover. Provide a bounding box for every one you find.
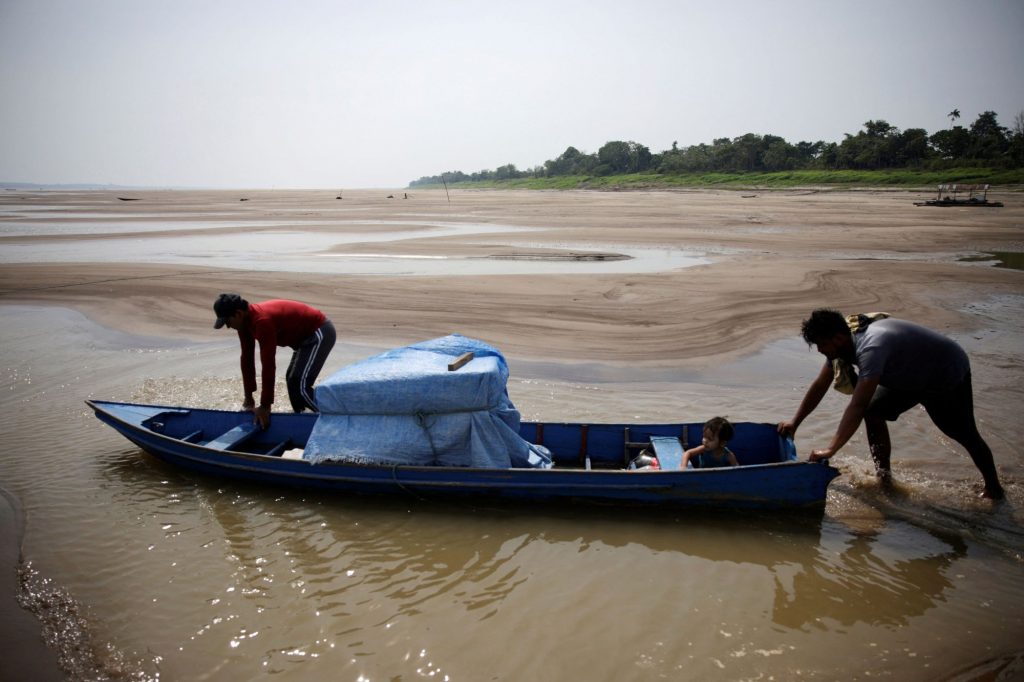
[303,334,552,468]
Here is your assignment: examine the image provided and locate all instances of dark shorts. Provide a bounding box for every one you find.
[866,372,979,441]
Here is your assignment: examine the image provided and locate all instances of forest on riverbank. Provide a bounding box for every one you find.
[409,110,1024,189]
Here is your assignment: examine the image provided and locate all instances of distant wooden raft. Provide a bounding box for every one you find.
[448,352,474,371]
[938,183,988,192]
[914,183,1003,207]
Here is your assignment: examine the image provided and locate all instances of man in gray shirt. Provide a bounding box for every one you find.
[778,308,1003,500]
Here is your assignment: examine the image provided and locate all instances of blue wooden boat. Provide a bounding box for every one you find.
[86,400,840,511]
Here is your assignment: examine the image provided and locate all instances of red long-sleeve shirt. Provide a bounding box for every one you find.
[238,300,327,407]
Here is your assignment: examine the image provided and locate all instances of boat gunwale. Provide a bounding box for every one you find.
[86,399,835,479]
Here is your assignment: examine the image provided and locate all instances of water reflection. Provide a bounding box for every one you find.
[772,521,966,630]
[100,448,967,638]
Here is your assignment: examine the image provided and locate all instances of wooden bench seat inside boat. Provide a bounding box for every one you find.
[205,423,259,451]
[649,436,684,469]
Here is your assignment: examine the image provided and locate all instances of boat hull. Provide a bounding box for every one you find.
[88,400,839,511]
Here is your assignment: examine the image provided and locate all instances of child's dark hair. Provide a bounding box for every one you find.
[801,308,848,345]
[704,416,734,442]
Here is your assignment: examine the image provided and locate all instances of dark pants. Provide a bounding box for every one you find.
[285,319,336,413]
[864,373,1000,489]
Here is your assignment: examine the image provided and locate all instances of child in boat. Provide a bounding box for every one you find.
[681,417,739,469]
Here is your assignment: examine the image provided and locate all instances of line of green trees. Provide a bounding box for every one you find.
[409,109,1024,187]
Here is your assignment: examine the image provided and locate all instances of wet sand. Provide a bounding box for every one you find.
[0,489,64,681]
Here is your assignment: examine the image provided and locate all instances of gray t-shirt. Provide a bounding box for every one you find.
[852,318,969,392]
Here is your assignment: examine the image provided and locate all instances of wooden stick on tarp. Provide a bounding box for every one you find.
[448,352,474,371]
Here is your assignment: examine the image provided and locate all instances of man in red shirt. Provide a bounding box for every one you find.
[213,293,336,428]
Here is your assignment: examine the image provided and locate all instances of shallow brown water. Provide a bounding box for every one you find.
[2,305,1023,681]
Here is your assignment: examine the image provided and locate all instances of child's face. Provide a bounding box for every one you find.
[702,428,722,451]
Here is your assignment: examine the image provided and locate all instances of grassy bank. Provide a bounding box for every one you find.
[412,168,1024,191]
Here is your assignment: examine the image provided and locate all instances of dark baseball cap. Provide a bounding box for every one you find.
[213,293,246,329]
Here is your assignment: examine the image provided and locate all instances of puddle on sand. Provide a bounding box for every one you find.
[958,251,1024,271]
[1,218,709,275]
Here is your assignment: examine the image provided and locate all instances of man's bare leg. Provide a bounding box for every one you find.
[865,416,892,483]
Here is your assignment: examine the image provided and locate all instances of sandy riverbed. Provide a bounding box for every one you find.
[2,186,1021,368]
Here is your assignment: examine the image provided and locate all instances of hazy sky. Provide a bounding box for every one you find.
[2,0,1022,189]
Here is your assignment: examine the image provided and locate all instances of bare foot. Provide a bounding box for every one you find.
[876,469,893,490]
[980,485,1005,501]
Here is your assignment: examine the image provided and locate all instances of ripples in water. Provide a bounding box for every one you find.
[4,304,1024,680]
